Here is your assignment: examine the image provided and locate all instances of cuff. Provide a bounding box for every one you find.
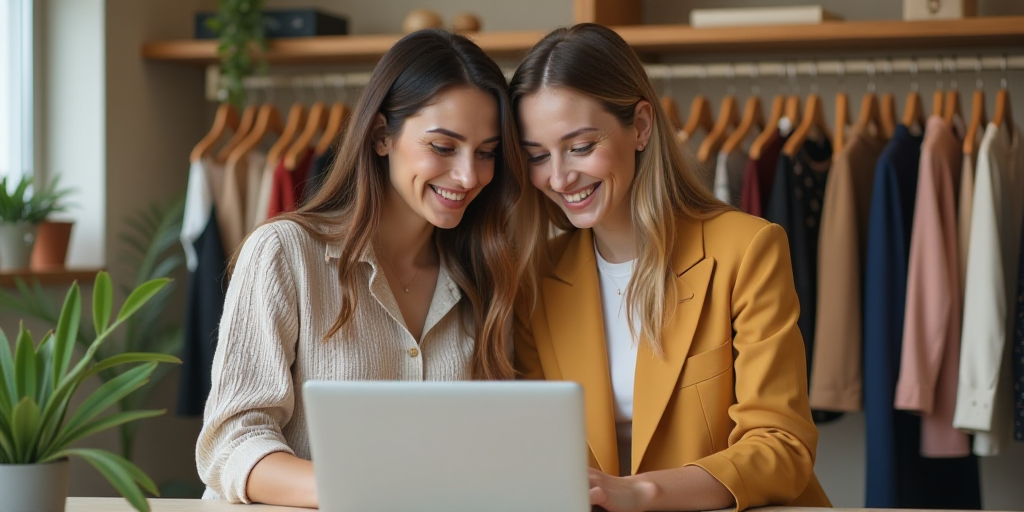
[222,434,296,504]
[952,383,997,432]
[686,452,748,512]
[894,380,934,414]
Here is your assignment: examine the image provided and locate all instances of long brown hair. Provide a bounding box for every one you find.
[274,29,532,379]
[510,23,731,354]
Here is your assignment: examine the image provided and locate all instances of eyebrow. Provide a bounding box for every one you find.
[520,127,600,147]
[426,128,500,144]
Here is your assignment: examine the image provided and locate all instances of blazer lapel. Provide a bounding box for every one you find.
[542,229,619,476]
[631,218,714,475]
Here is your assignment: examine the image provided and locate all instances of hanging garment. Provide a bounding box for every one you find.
[958,153,977,295]
[179,158,229,416]
[713,149,747,206]
[863,124,981,508]
[1015,218,1024,442]
[303,144,337,203]
[956,123,1024,456]
[678,130,715,192]
[251,157,278,229]
[895,116,970,458]
[740,129,784,216]
[267,147,315,219]
[764,135,836,423]
[217,149,266,257]
[810,126,884,412]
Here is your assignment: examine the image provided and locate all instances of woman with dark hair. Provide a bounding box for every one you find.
[511,24,831,512]
[196,29,534,507]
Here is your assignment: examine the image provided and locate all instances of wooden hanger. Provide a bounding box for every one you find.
[833,90,850,155]
[963,89,987,156]
[785,94,802,127]
[944,88,963,127]
[681,95,714,138]
[932,89,945,118]
[662,96,684,132]
[903,89,926,132]
[697,95,740,163]
[880,93,897,139]
[284,102,328,170]
[267,103,307,166]
[748,94,785,160]
[216,104,258,163]
[992,87,1014,136]
[854,92,882,139]
[783,93,830,158]
[722,95,764,155]
[190,103,239,164]
[226,103,283,169]
[316,103,351,156]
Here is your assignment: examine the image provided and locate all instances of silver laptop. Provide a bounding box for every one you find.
[303,380,590,512]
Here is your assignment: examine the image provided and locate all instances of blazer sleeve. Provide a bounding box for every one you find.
[687,223,819,511]
[195,224,300,503]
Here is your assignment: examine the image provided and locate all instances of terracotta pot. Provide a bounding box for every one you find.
[0,221,38,271]
[31,220,74,269]
[0,459,70,512]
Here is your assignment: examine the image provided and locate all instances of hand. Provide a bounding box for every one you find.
[588,468,657,512]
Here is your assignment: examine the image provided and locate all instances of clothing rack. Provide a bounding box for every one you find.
[205,54,1024,101]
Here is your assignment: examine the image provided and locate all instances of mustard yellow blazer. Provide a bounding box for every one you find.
[514,211,832,511]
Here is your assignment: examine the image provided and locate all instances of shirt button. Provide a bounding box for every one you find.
[408,347,420,358]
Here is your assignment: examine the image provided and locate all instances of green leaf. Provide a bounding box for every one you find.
[84,353,180,379]
[115,279,170,323]
[52,283,82,384]
[14,324,37,402]
[93,271,113,337]
[10,397,41,463]
[0,420,14,463]
[49,409,165,458]
[35,333,55,407]
[62,363,156,436]
[57,448,153,511]
[0,328,16,419]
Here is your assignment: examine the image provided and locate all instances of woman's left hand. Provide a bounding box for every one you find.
[588,468,657,512]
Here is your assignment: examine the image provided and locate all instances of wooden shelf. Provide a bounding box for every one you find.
[142,17,1024,66]
[0,268,104,288]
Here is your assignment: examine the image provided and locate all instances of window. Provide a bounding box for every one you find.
[0,0,33,181]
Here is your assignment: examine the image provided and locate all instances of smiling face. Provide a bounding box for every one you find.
[518,86,651,231]
[376,85,500,229]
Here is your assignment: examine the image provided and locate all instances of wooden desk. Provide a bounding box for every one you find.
[65,501,1000,512]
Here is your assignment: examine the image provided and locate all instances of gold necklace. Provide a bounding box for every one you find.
[377,253,420,293]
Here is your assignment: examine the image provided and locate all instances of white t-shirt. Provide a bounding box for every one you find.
[594,243,639,476]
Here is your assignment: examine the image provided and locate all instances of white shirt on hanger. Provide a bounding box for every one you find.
[594,242,638,476]
[955,122,1024,456]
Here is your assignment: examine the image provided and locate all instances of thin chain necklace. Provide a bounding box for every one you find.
[377,252,420,293]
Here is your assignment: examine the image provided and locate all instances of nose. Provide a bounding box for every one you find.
[548,155,578,192]
[448,151,480,190]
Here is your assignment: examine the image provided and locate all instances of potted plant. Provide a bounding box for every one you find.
[0,272,180,512]
[0,175,74,271]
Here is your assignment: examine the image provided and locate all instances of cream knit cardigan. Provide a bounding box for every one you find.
[196,220,477,503]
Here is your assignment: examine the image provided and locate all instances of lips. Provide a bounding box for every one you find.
[430,185,467,202]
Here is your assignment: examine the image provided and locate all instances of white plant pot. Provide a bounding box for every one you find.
[0,221,38,271]
[0,459,70,512]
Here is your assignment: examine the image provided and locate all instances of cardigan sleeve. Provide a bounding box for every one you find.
[687,223,819,511]
[195,223,300,503]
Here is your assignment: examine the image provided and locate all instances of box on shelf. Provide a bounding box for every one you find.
[903,0,977,20]
[689,6,842,28]
[195,9,348,39]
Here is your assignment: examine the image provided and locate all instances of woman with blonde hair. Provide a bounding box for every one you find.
[511,24,832,512]
[197,29,532,507]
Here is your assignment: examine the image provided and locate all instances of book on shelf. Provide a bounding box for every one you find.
[689,6,842,28]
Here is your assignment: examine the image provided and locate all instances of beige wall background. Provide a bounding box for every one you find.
[2,0,1022,508]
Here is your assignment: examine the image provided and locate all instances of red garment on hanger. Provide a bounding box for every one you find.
[266,147,314,219]
[740,130,785,216]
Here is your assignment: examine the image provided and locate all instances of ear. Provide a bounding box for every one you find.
[633,100,654,151]
[372,113,390,156]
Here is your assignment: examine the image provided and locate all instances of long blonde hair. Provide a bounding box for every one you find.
[510,23,732,354]
[238,30,537,379]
